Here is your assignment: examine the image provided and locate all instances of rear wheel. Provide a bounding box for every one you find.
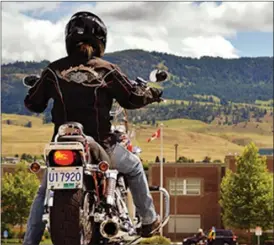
[80,192,93,245]
[50,189,83,245]
[50,189,107,245]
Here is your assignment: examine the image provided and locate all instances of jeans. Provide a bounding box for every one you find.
[23,144,157,245]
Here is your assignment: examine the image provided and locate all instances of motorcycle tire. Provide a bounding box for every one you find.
[50,189,83,245]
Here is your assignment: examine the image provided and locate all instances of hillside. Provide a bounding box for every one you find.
[1,49,273,117]
[2,114,273,162]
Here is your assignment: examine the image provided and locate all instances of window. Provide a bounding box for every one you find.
[168,215,201,233]
[169,178,201,196]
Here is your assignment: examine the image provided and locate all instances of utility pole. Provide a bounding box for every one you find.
[174,144,178,163]
[159,123,164,236]
[174,166,178,241]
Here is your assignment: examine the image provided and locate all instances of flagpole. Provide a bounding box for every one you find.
[160,123,164,236]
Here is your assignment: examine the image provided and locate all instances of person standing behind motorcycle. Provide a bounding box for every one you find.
[207,226,216,245]
[23,11,163,245]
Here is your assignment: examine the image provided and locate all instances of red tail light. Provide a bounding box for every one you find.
[233,235,237,241]
[53,150,75,166]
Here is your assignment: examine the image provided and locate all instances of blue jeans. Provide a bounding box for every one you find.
[23,144,157,245]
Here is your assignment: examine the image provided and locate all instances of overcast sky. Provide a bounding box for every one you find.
[2,1,273,63]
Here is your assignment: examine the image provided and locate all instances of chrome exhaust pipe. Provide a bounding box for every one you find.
[100,218,119,239]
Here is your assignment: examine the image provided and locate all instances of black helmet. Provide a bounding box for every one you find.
[65,11,107,57]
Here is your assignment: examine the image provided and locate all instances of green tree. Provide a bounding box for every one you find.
[202,156,211,163]
[2,162,40,241]
[21,153,33,162]
[219,143,273,245]
[154,61,168,71]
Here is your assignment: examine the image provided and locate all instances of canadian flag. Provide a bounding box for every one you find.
[147,129,161,142]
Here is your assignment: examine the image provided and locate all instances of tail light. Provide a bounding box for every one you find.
[98,161,109,172]
[53,150,75,166]
[30,162,41,173]
[233,235,237,241]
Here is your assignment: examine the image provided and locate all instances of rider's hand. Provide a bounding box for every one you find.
[157,97,164,103]
[156,71,168,82]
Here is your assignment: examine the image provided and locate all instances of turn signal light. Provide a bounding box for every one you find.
[53,150,75,166]
[98,161,109,172]
[30,162,41,173]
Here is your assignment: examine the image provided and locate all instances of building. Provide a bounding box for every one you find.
[149,163,225,241]
[258,148,273,156]
[225,154,273,172]
[149,155,273,241]
[2,157,19,164]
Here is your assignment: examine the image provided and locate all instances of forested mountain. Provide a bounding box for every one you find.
[2,49,273,119]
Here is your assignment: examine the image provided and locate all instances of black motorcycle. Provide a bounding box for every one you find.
[24,69,170,245]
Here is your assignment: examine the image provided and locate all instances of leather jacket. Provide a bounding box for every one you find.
[24,53,162,152]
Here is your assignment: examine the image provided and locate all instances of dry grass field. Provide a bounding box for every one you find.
[2,113,273,162]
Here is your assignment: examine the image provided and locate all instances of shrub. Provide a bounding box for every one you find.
[252,233,272,245]
[16,231,24,239]
[20,153,33,161]
[143,162,149,170]
[140,235,171,244]
[44,230,51,239]
[237,235,248,244]
[213,159,222,163]
[177,156,194,163]
[202,156,211,163]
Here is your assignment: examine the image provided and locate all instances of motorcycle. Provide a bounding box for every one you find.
[183,235,207,245]
[24,69,170,245]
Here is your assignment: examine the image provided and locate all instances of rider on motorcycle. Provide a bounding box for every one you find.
[196,228,206,240]
[23,11,163,245]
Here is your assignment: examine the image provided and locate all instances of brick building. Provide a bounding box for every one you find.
[149,163,225,240]
[225,155,273,173]
[149,155,273,240]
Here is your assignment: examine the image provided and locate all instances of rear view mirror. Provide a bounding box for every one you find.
[23,75,40,88]
[149,69,169,83]
[132,146,142,154]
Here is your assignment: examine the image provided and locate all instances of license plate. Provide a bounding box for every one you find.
[47,167,83,190]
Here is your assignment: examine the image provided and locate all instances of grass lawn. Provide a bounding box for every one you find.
[1,239,52,244]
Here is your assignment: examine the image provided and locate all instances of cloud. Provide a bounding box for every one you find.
[1,2,273,63]
[181,36,239,58]
[2,2,61,14]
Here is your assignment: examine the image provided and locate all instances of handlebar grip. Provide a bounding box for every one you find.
[155,97,164,103]
[23,75,40,88]
[149,186,160,191]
